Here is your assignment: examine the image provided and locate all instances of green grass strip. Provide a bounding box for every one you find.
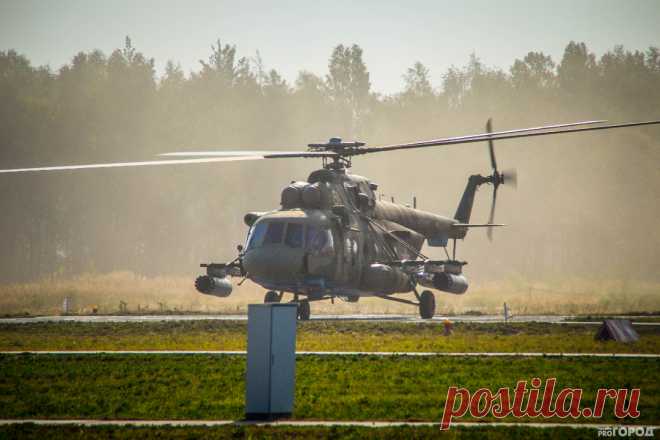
[0,354,657,424]
[1,321,658,353]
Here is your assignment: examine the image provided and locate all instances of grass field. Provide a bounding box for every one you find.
[1,321,658,353]
[0,424,600,439]
[0,354,657,424]
[1,321,657,438]
[2,272,659,316]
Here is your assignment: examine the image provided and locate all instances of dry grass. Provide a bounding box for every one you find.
[0,271,658,316]
[444,276,660,316]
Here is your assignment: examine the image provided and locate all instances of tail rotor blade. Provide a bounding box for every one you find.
[487,118,498,173]
[487,185,498,241]
[502,168,518,189]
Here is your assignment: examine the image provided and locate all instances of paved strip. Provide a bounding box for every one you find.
[0,314,568,324]
[1,314,658,325]
[0,419,657,430]
[1,350,658,358]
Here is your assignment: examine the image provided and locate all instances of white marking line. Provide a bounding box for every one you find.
[568,322,659,326]
[0,419,657,430]
[1,351,658,358]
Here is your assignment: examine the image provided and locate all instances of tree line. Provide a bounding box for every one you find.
[1,38,659,282]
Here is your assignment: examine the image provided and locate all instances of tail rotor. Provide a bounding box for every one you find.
[485,118,516,241]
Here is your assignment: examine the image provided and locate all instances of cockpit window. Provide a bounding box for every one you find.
[284,223,304,248]
[247,221,286,249]
[263,221,285,245]
[248,220,333,253]
[306,225,334,255]
[247,222,267,249]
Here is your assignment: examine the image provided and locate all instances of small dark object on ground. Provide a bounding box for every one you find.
[500,325,521,335]
[595,319,639,343]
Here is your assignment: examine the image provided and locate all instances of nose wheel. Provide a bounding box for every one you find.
[264,290,281,303]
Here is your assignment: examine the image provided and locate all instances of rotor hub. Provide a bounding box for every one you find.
[307,137,366,152]
[309,137,366,169]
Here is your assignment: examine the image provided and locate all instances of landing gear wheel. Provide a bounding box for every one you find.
[419,290,435,319]
[298,300,311,321]
[264,290,280,303]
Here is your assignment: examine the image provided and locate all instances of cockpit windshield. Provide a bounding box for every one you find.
[247,222,268,249]
[247,221,284,249]
[246,220,333,254]
[263,221,284,245]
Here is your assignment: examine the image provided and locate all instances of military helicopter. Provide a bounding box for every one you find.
[2,119,659,319]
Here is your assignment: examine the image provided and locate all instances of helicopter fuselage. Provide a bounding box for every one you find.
[239,167,458,299]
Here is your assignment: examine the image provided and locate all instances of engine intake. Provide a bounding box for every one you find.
[195,275,233,297]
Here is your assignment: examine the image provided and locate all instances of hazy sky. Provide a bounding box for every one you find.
[1,0,659,94]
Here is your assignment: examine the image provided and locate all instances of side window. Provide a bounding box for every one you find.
[284,223,304,248]
[263,221,285,245]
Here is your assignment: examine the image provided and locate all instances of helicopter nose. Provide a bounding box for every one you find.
[243,246,305,282]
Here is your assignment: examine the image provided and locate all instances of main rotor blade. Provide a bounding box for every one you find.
[362,119,660,154]
[0,156,265,174]
[364,119,607,153]
[160,151,337,158]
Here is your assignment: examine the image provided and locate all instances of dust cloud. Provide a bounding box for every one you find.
[1,40,659,313]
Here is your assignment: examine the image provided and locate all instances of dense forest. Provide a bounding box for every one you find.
[1,38,659,283]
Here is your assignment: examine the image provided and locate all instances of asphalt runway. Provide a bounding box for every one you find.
[1,314,658,325]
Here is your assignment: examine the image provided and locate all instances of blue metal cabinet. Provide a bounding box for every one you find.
[245,303,297,418]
